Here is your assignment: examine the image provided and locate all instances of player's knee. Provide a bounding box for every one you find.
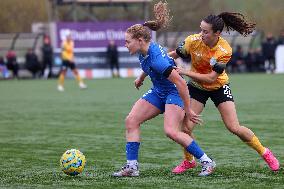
[61,69,67,74]
[73,70,78,75]
[125,115,139,130]
[164,127,178,140]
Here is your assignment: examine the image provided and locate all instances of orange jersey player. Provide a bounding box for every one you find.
[61,38,74,62]
[180,33,232,91]
[57,32,87,92]
[169,12,279,174]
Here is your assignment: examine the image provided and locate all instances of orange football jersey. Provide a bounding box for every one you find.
[61,40,74,61]
[182,33,232,90]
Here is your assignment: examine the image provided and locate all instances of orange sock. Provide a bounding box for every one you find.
[75,75,83,83]
[183,148,195,162]
[58,73,65,86]
[246,135,266,155]
[73,70,83,83]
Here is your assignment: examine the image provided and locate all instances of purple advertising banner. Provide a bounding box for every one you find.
[56,21,140,48]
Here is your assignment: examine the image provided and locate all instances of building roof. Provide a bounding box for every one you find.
[59,0,151,3]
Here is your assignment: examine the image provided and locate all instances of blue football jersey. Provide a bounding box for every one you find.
[139,42,177,96]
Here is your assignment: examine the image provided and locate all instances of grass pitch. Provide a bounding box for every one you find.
[0,74,283,189]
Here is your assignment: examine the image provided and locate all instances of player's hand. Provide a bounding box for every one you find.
[186,109,203,125]
[173,66,188,76]
[134,77,144,90]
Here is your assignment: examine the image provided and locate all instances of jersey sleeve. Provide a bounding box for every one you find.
[151,53,172,75]
[217,52,232,64]
[62,41,73,52]
[61,41,66,49]
[211,52,232,74]
[176,36,191,59]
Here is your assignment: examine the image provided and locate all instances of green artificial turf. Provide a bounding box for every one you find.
[0,74,283,188]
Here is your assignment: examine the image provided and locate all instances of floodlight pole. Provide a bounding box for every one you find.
[143,2,149,21]
[72,0,78,22]
[50,0,59,22]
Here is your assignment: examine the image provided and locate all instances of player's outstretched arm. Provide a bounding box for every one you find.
[167,69,202,125]
[175,66,219,84]
[134,72,148,90]
[168,50,179,59]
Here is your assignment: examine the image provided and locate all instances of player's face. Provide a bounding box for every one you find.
[200,21,219,46]
[66,34,72,41]
[125,33,140,55]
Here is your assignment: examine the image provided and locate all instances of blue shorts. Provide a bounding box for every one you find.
[141,89,184,113]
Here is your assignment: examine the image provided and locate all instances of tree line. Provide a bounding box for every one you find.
[0,0,283,34]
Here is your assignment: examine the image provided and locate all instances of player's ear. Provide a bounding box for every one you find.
[138,38,144,46]
[214,30,221,37]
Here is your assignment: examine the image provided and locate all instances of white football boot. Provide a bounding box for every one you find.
[57,85,64,92]
[198,160,216,176]
[79,82,87,89]
[112,163,139,177]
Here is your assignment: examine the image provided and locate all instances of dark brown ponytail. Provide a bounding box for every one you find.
[204,12,256,36]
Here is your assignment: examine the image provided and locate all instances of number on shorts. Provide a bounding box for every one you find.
[223,85,233,99]
[143,89,153,97]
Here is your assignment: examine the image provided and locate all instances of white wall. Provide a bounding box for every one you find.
[275,45,284,73]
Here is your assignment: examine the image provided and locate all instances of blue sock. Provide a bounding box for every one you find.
[126,142,140,160]
[186,140,204,159]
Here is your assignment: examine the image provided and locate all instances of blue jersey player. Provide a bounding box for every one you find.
[138,43,183,112]
[113,1,216,177]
